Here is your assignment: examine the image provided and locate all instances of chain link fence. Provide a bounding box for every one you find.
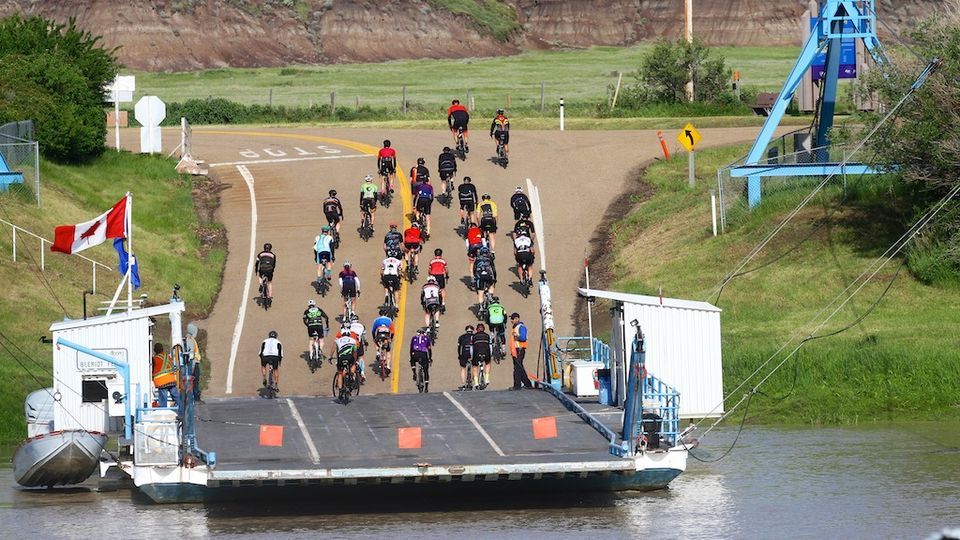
[716,128,853,232]
[0,121,40,207]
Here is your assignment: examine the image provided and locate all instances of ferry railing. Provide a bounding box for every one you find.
[622,326,680,452]
[0,217,112,294]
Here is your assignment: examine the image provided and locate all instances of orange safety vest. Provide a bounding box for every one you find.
[152,353,177,388]
[510,323,528,352]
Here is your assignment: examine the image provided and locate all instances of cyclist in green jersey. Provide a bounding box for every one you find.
[360,174,379,225]
[486,297,506,385]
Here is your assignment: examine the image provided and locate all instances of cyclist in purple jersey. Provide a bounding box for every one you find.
[409,329,433,392]
[414,180,435,236]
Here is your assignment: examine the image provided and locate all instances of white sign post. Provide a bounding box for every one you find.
[104,75,135,151]
[135,96,166,154]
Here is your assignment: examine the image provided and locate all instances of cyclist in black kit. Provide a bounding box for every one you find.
[457,176,479,227]
[323,189,344,235]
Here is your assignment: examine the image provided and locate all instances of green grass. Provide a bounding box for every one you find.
[608,145,960,424]
[0,152,225,447]
[132,44,802,113]
[426,0,520,42]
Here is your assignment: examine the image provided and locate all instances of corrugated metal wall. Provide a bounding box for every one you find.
[52,317,152,432]
[621,302,724,418]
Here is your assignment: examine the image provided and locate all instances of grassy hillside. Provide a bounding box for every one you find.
[426,0,520,41]
[132,45,799,112]
[0,152,224,448]
[604,145,960,424]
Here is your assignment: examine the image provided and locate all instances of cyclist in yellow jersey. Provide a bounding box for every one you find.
[359,174,379,225]
[477,193,499,253]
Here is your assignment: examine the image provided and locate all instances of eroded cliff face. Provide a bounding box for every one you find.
[0,0,939,71]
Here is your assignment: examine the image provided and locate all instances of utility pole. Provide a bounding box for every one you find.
[685,0,694,102]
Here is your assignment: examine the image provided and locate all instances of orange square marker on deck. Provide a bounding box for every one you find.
[532,416,558,439]
[259,424,284,447]
[398,427,422,449]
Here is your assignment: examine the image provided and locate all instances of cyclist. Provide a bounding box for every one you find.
[413,177,434,236]
[349,313,368,384]
[409,328,433,392]
[447,98,470,150]
[359,174,379,227]
[473,247,497,305]
[421,276,442,328]
[465,221,486,279]
[323,189,344,236]
[334,324,359,384]
[371,313,395,375]
[513,215,536,242]
[478,194,499,253]
[510,186,532,220]
[338,262,360,318]
[303,299,330,362]
[437,146,457,197]
[381,251,403,308]
[487,296,507,361]
[409,157,430,195]
[255,242,276,303]
[457,175,479,227]
[513,232,536,286]
[471,323,491,389]
[259,330,283,391]
[427,248,449,310]
[403,221,425,269]
[377,139,397,195]
[383,223,404,257]
[490,108,510,158]
[314,226,334,284]
[457,325,474,390]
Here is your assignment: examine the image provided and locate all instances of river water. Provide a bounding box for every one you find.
[1,422,957,539]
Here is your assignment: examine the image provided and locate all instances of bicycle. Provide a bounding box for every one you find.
[518,262,533,298]
[314,273,330,297]
[258,279,272,310]
[414,211,430,240]
[495,133,508,168]
[262,364,277,399]
[328,220,341,252]
[455,127,467,160]
[343,296,356,323]
[383,283,399,318]
[477,289,493,321]
[441,176,455,208]
[427,306,440,342]
[405,249,419,283]
[373,338,392,381]
[333,365,361,403]
[465,359,486,391]
[359,207,374,241]
[415,360,428,393]
[492,327,505,364]
[380,170,394,207]
[308,331,325,373]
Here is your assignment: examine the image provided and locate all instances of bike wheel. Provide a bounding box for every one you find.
[332,371,343,399]
[267,367,276,398]
[416,366,425,393]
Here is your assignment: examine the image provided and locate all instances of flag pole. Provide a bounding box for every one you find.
[125,192,133,313]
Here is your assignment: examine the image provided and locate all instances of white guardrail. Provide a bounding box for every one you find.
[1,218,112,294]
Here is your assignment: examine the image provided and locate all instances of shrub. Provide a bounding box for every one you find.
[620,38,732,107]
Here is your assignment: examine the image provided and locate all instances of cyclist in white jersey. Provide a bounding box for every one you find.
[513,233,535,284]
[381,255,402,305]
[349,313,367,383]
[421,276,442,327]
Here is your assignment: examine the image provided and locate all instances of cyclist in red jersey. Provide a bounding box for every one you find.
[447,99,470,150]
[427,248,450,311]
[464,223,485,279]
[403,222,425,268]
[377,139,397,195]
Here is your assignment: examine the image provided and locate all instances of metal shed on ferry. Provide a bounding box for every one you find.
[578,288,724,419]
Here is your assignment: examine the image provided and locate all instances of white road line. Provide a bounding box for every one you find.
[225,164,257,394]
[209,154,371,167]
[286,398,321,464]
[443,392,506,457]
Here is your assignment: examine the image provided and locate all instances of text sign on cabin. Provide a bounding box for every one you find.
[76,348,127,373]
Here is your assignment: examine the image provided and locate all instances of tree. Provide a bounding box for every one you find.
[857,14,960,281]
[621,39,732,106]
[0,15,119,162]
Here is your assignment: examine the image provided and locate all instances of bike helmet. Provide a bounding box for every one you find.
[476,323,485,332]
[341,324,351,332]
[412,222,421,229]
[515,186,523,192]
[343,261,352,267]
[452,99,460,105]
[268,330,278,338]
[308,299,316,306]
[463,176,471,183]
[482,193,491,200]
[497,108,504,115]
[389,223,398,229]
[491,296,499,303]
[364,174,373,181]
[263,243,272,251]
[465,325,474,332]
[417,157,425,165]
[329,189,337,197]
[443,146,451,152]
[383,139,391,147]
[417,327,426,334]
[426,276,437,284]
[350,313,359,322]
[434,248,443,256]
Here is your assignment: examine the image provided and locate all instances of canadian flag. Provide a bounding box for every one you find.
[51,195,129,255]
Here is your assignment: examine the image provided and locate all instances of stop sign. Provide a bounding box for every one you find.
[134,96,165,127]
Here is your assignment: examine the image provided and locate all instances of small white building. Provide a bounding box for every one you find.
[49,303,184,435]
[578,288,724,419]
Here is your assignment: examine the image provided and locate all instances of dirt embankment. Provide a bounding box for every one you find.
[0,0,940,71]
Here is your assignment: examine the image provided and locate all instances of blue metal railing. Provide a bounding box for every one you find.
[554,336,610,365]
[641,370,680,448]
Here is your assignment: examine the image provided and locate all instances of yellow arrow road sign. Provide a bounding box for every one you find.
[677,123,701,152]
